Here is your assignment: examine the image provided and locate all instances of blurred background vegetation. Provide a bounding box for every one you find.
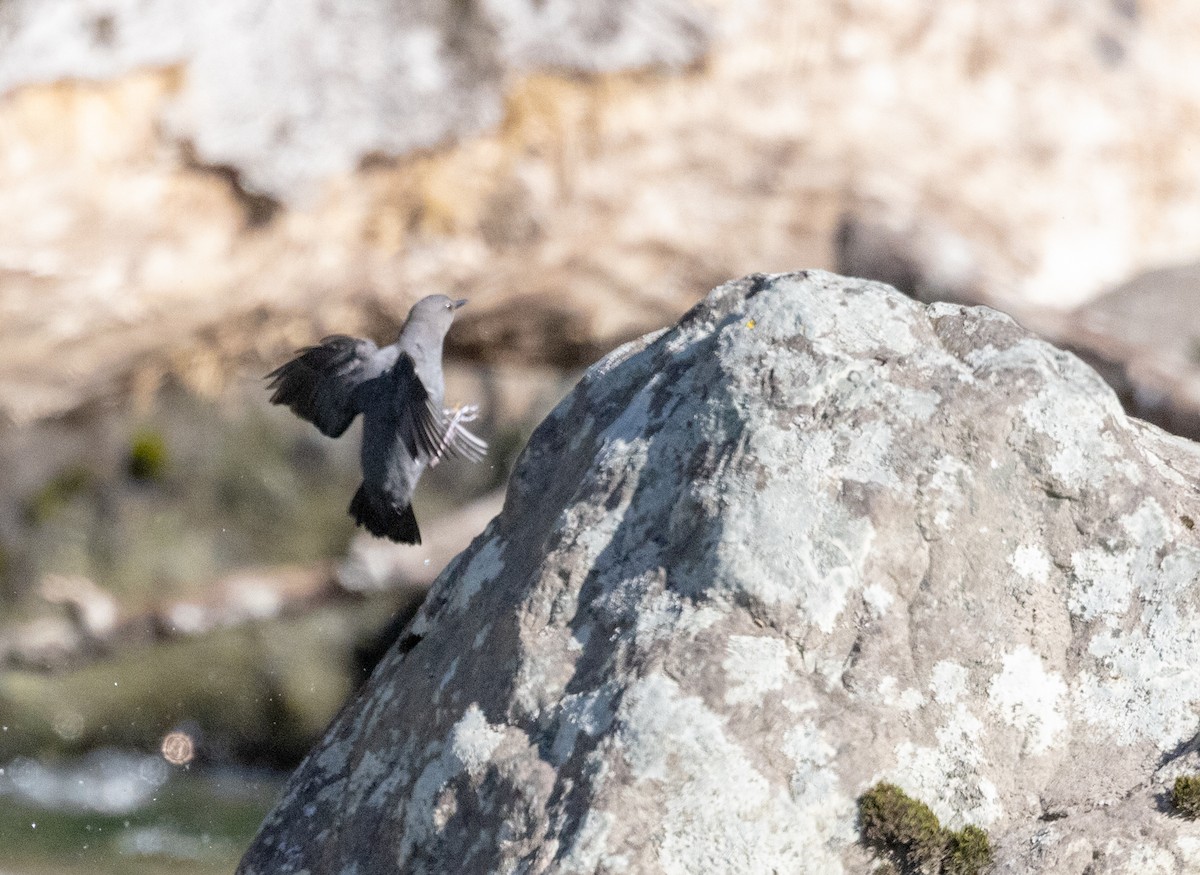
[3,0,1200,871]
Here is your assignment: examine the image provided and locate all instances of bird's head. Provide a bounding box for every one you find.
[406,294,468,338]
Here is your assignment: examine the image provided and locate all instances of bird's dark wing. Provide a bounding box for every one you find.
[392,352,449,460]
[266,335,383,437]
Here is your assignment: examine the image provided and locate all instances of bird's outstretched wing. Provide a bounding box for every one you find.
[266,335,383,438]
[392,353,451,460]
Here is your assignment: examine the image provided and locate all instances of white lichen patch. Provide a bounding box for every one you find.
[511,638,573,719]
[716,435,874,633]
[450,704,503,775]
[782,720,844,819]
[432,656,460,704]
[1009,544,1051,583]
[987,647,1068,755]
[839,420,898,488]
[1068,548,1137,625]
[597,379,657,448]
[930,661,969,705]
[1075,619,1200,748]
[837,372,944,424]
[633,588,722,649]
[398,705,506,867]
[617,672,852,873]
[1018,380,1127,490]
[782,698,819,716]
[1176,835,1200,867]
[1075,544,1200,750]
[758,273,922,358]
[723,635,795,705]
[921,455,972,530]
[1113,841,1179,874]
[803,564,864,636]
[891,385,943,421]
[551,683,619,765]
[890,702,1002,827]
[558,809,624,874]
[431,786,457,831]
[877,677,926,711]
[1068,500,1170,624]
[862,583,894,618]
[449,537,507,615]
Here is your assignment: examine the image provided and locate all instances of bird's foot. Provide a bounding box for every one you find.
[443,404,480,423]
[433,404,489,465]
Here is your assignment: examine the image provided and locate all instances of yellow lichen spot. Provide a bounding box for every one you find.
[746,319,756,329]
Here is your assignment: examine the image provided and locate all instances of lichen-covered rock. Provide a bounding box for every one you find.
[239,271,1200,873]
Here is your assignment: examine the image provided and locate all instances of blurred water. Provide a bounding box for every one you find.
[115,826,238,862]
[0,749,167,814]
[0,751,279,874]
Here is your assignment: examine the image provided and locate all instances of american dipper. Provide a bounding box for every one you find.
[266,295,487,544]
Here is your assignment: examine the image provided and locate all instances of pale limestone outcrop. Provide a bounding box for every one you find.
[0,0,708,199]
[8,3,1200,424]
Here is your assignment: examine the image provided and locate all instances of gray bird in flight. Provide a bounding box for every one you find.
[266,295,487,544]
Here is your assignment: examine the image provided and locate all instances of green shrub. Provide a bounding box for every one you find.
[858,782,992,875]
[1174,775,1200,819]
[944,824,993,875]
[127,428,168,481]
[859,782,947,872]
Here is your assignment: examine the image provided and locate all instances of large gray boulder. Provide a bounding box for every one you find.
[239,271,1200,873]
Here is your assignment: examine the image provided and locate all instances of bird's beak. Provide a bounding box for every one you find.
[453,298,468,309]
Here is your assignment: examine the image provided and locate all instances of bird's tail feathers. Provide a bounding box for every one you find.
[349,484,421,545]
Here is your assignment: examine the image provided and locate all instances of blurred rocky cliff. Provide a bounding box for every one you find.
[3,0,1200,424]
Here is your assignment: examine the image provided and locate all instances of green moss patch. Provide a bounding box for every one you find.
[1173,775,1200,819]
[858,782,993,875]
